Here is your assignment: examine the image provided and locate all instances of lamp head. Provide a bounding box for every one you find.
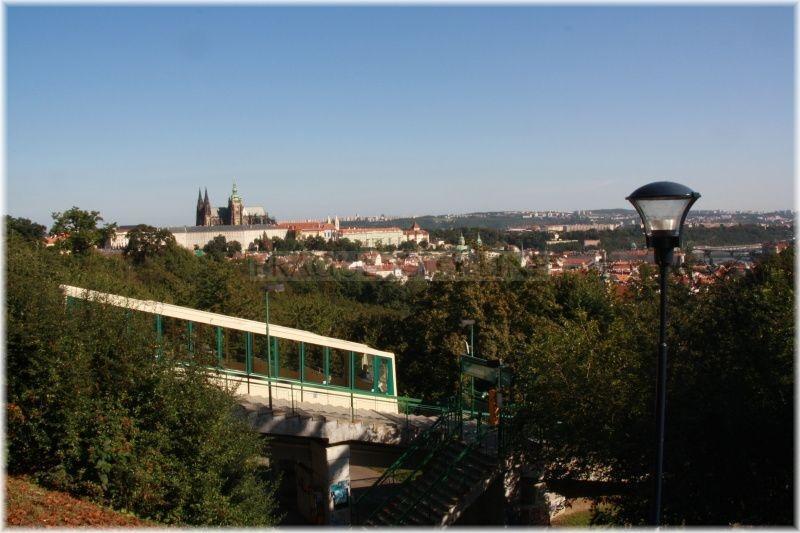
[266,283,285,293]
[626,181,700,265]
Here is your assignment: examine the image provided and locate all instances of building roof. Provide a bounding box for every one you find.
[243,206,267,216]
[339,227,403,234]
[275,221,335,231]
[164,224,282,233]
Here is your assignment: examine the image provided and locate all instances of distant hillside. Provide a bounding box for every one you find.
[341,211,620,231]
[6,476,155,527]
[339,208,792,234]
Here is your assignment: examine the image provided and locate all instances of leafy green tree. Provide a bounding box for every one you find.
[202,236,241,260]
[124,225,177,264]
[303,235,327,250]
[203,235,228,261]
[6,237,280,526]
[272,236,303,252]
[398,240,419,252]
[6,215,46,244]
[50,207,117,254]
[226,240,242,257]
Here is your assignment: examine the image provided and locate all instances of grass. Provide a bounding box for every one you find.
[5,476,156,527]
[551,509,593,526]
[550,498,620,527]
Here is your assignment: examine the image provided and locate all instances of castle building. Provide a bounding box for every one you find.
[402,221,429,243]
[196,183,270,226]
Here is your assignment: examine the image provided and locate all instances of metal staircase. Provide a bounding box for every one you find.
[352,399,515,526]
[368,428,501,526]
[352,353,518,526]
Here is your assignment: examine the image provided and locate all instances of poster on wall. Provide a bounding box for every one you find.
[330,480,350,509]
[329,480,351,525]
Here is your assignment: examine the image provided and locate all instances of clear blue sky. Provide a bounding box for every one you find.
[6,6,794,228]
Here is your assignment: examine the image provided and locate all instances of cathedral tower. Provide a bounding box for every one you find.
[203,188,212,226]
[228,182,244,225]
[195,188,204,226]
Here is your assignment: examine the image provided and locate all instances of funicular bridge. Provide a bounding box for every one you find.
[62,285,519,526]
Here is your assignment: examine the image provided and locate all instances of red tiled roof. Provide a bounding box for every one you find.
[339,227,403,234]
[275,222,335,231]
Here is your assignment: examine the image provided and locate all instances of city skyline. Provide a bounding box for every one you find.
[7,5,794,227]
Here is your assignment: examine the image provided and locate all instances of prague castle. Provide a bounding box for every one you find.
[196,183,271,226]
[110,184,429,251]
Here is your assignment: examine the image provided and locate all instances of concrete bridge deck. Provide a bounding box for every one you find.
[237,394,440,446]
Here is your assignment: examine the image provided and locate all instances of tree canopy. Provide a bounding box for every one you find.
[124,224,178,264]
[50,207,117,254]
[6,215,46,243]
[6,233,280,526]
[7,204,794,526]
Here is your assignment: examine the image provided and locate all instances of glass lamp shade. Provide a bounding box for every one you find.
[626,181,700,240]
[631,197,694,236]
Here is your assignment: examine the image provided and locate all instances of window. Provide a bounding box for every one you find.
[222,329,247,372]
[252,334,271,376]
[329,349,351,388]
[354,353,373,392]
[303,343,325,384]
[190,323,220,367]
[277,338,300,380]
[161,317,192,361]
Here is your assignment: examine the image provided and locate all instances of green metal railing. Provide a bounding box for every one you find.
[393,423,497,524]
[185,364,400,421]
[352,397,462,525]
[353,395,521,525]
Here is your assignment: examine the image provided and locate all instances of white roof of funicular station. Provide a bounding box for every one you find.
[60,285,395,359]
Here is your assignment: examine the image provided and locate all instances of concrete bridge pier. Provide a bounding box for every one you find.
[310,442,351,525]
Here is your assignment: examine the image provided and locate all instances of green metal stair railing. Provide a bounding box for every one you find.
[393,423,498,525]
[352,397,462,525]
[389,404,524,525]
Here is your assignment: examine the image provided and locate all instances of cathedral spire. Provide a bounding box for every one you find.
[196,188,204,226]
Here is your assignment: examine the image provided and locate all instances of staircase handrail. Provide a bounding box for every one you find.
[360,415,460,524]
[393,423,498,524]
[353,397,461,524]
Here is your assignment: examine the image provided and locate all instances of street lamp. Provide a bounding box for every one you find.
[265,282,285,409]
[627,181,700,526]
[460,319,476,417]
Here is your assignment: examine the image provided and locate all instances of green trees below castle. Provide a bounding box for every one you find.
[6,206,794,526]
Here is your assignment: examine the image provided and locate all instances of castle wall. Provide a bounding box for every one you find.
[108,226,288,251]
[171,226,289,250]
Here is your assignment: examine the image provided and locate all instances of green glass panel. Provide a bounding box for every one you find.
[386,359,394,396]
[354,353,373,392]
[323,347,331,385]
[329,349,350,388]
[303,343,325,385]
[252,334,270,376]
[216,327,223,368]
[277,338,299,380]
[246,332,253,374]
[222,329,247,372]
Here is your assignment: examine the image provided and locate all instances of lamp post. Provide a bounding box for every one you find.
[626,181,700,526]
[265,282,285,410]
[460,319,476,417]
